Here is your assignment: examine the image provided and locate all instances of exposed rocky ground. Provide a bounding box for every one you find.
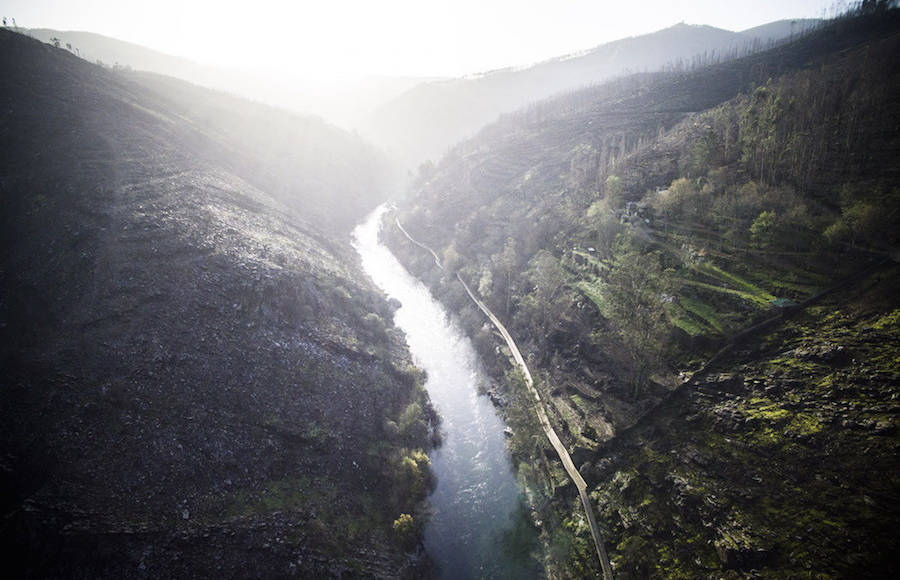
[588,268,900,577]
[1,29,433,577]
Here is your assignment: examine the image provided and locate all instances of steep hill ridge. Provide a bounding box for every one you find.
[26,28,435,128]
[1,29,433,577]
[362,20,819,169]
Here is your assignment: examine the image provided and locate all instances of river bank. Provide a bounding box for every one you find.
[353,206,542,579]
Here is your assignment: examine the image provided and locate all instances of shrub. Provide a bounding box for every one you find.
[392,513,418,549]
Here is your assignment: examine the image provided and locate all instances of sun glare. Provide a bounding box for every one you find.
[4,0,838,79]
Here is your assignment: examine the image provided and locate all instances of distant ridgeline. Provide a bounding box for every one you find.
[362,17,822,170]
[387,6,900,577]
[0,28,435,577]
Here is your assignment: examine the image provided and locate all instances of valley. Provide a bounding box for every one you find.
[2,3,899,578]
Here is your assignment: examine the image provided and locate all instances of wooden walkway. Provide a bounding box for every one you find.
[395,217,613,579]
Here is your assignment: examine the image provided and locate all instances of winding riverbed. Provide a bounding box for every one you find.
[353,206,540,579]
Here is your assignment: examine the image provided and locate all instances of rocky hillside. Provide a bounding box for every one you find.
[120,69,395,233]
[1,29,434,577]
[386,7,900,577]
[589,268,900,577]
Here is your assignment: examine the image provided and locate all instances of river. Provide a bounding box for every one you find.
[353,206,541,579]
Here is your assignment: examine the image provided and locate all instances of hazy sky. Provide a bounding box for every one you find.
[4,0,840,79]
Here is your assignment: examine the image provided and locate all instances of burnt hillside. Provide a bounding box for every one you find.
[1,29,432,578]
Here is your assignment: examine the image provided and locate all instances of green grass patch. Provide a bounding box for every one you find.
[680,278,773,307]
[576,279,607,311]
[869,342,900,370]
[785,412,824,437]
[695,263,775,298]
[667,301,708,336]
[744,397,791,422]
[680,296,726,333]
[747,425,783,447]
[570,393,593,414]
[261,476,315,511]
[686,262,777,306]
[872,308,900,331]
[765,277,818,296]
[741,266,823,297]
[767,356,821,374]
[818,373,837,390]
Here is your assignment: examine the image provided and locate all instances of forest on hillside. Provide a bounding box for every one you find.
[387,7,900,577]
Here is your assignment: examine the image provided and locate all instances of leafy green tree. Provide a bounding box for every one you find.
[823,199,878,247]
[392,513,419,549]
[514,250,570,333]
[822,185,899,249]
[604,174,624,207]
[398,449,430,497]
[739,82,781,184]
[655,177,703,221]
[442,244,462,272]
[600,238,672,395]
[494,237,519,315]
[397,401,428,446]
[749,210,778,248]
[527,250,566,303]
[681,130,722,177]
[477,267,493,297]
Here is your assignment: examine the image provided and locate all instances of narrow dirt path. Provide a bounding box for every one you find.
[456,273,613,580]
[394,217,613,579]
[395,218,445,270]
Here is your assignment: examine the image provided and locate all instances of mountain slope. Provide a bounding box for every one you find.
[362,21,810,170]
[0,29,434,577]
[120,69,394,233]
[28,28,207,76]
[386,9,900,577]
[26,28,437,128]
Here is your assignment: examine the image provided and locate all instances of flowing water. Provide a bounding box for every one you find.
[353,206,541,579]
